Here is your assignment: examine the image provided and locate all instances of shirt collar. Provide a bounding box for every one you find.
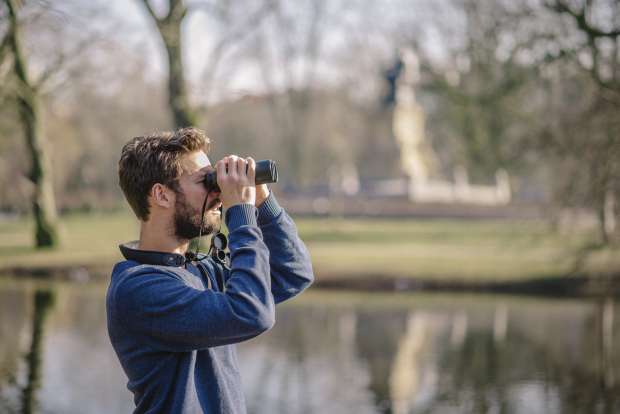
[119,241,187,267]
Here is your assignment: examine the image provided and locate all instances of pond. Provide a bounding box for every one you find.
[0,280,618,414]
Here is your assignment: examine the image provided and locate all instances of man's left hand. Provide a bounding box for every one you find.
[256,184,270,207]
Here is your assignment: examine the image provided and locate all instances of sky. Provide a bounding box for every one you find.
[99,0,459,105]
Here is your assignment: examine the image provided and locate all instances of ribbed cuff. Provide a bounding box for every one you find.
[257,193,283,225]
[225,204,258,232]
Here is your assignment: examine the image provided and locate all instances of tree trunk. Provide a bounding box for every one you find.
[21,92,60,247]
[142,0,198,128]
[21,289,56,414]
[6,0,61,248]
[595,190,615,245]
[162,22,198,128]
[603,188,616,242]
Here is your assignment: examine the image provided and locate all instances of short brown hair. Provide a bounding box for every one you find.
[118,127,211,221]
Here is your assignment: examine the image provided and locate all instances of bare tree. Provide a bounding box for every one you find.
[139,0,273,128]
[411,0,537,180]
[1,0,115,246]
[540,0,620,243]
[140,0,197,127]
[2,0,60,247]
[545,0,620,99]
[250,0,329,186]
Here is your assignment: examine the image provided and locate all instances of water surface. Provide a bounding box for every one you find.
[0,280,618,413]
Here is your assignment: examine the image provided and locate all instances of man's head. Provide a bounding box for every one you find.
[118,127,222,240]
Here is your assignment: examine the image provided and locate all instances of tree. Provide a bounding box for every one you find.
[140,0,197,128]
[539,0,620,243]
[414,0,536,181]
[139,0,273,128]
[545,0,620,99]
[253,0,328,186]
[2,0,60,247]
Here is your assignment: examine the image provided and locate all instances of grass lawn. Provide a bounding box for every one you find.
[1,211,618,282]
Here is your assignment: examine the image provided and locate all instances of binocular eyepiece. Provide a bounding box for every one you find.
[202,159,279,193]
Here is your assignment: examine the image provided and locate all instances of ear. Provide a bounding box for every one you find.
[150,183,175,209]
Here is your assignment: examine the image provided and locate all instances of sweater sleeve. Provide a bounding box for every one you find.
[111,204,275,352]
[257,193,314,304]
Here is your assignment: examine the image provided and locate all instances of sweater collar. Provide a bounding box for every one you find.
[119,241,187,267]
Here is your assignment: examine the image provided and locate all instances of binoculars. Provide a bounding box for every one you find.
[202,159,279,193]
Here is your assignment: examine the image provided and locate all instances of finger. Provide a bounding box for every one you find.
[216,158,227,179]
[227,155,239,179]
[236,157,247,180]
[246,157,256,183]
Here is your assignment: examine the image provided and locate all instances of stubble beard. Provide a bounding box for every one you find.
[173,191,221,240]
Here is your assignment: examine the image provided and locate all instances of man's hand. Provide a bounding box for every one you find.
[216,155,256,209]
[256,184,270,207]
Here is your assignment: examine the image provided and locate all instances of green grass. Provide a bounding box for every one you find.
[0,211,138,269]
[298,218,616,280]
[1,211,618,282]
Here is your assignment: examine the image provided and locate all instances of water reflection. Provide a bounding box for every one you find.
[21,289,56,414]
[0,287,56,414]
[0,284,619,414]
[238,296,620,414]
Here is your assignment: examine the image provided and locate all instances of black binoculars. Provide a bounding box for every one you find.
[202,159,279,193]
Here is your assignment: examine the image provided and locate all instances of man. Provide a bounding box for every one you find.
[106,127,314,413]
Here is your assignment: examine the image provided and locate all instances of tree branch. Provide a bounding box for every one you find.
[544,0,620,94]
[4,0,36,99]
[140,0,164,25]
[163,0,187,24]
[546,0,620,38]
[34,34,95,90]
[0,29,10,66]
[201,0,274,102]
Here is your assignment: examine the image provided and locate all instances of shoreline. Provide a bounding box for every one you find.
[2,263,619,298]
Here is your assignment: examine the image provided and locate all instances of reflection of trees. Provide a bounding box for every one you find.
[548,299,620,414]
[491,299,620,414]
[237,296,620,413]
[355,309,417,414]
[437,328,514,413]
[52,290,106,348]
[15,285,132,413]
[0,290,29,377]
[245,306,317,413]
[437,313,575,413]
[240,305,376,414]
[430,300,620,414]
[242,304,434,414]
[601,300,615,390]
[0,288,30,413]
[21,289,56,414]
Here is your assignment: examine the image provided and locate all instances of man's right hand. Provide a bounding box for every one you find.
[216,155,256,209]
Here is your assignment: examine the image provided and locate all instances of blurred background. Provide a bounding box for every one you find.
[1,0,620,413]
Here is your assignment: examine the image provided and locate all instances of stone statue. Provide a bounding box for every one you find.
[392,49,439,184]
[384,48,511,205]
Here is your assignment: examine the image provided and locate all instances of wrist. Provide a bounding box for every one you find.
[225,203,258,231]
[255,184,270,207]
[257,192,283,225]
[223,201,255,211]
[222,195,256,210]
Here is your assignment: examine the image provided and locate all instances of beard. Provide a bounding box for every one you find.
[173,191,221,240]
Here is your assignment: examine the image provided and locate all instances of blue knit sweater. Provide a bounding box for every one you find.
[106,194,314,413]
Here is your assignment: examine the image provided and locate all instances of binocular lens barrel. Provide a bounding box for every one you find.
[203,159,278,192]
